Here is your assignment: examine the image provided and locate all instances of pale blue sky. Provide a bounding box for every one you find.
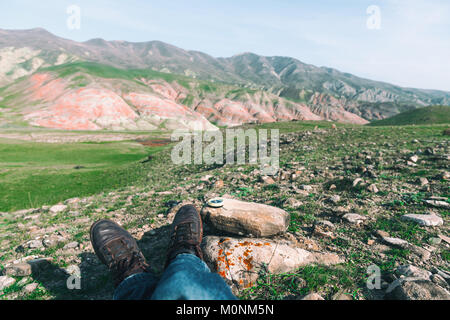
[1,0,449,91]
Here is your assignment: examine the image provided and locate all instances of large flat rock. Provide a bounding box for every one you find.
[202,236,343,292]
[401,214,443,227]
[386,278,450,300]
[201,198,290,237]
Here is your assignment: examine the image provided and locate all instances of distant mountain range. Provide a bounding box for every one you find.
[0,28,449,130]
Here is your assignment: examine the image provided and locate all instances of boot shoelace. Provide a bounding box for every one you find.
[106,238,147,274]
[172,222,197,244]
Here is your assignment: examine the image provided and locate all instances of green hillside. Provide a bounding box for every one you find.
[0,138,166,212]
[369,105,450,126]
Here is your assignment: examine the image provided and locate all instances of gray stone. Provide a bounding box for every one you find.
[4,263,32,276]
[409,155,419,163]
[431,267,450,283]
[401,214,443,227]
[367,184,379,193]
[284,198,303,209]
[329,195,341,204]
[431,274,448,289]
[261,176,276,185]
[332,291,353,300]
[26,239,43,249]
[202,236,343,292]
[386,278,450,300]
[441,171,450,180]
[406,161,417,167]
[428,237,442,245]
[301,293,325,300]
[201,198,290,237]
[343,213,366,225]
[23,283,38,293]
[352,178,363,187]
[438,234,450,244]
[200,175,213,182]
[63,241,79,250]
[382,237,409,248]
[395,265,431,280]
[0,276,16,291]
[299,185,313,191]
[315,220,335,230]
[418,177,429,186]
[49,204,68,214]
[382,238,431,260]
[43,235,66,248]
[375,230,390,238]
[423,200,450,209]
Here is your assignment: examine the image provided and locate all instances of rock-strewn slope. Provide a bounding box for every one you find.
[0,123,448,300]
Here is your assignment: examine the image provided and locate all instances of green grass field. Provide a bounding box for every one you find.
[0,138,165,212]
[0,120,449,300]
[370,105,450,126]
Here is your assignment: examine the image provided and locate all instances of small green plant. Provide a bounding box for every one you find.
[442,250,450,262]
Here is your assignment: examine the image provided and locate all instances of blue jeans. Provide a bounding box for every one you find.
[113,254,237,300]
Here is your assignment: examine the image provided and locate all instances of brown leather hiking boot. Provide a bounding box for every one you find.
[166,204,203,268]
[90,219,151,287]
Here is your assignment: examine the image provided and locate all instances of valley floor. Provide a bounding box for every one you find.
[0,121,449,300]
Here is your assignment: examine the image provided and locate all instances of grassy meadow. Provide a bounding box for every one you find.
[0,138,165,212]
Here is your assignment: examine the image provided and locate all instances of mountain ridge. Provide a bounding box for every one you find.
[0,28,449,130]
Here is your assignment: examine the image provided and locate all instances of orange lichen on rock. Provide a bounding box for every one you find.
[243,256,254,271]
[218,238,231,246]
[215,240,264,280]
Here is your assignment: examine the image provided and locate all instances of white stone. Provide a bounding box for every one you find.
[329,195,341,204]
[202,236,343,292]
[401,214,443,227]
[409,155,419,163]
[302,293,325,300]
[382,237,409,248]
[63,241,79,250]
[26,239,43,249]
[201,198,290,237]
[0,276,16,291]
[23,283,38,293]
[423,200,450,209]
[343,213,366,225]
[396,265,432,280]
[49,204,68,214]
[352,178,363,187]
[299,185,313,191]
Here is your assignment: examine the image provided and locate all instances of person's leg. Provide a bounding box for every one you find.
[152,204,237,300]
[90,219,155,300]
[90,204,237,300]
[151,253,237,300]
[113,272,158,300]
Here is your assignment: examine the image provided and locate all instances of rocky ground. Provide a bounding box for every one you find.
[0,122,449,300]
